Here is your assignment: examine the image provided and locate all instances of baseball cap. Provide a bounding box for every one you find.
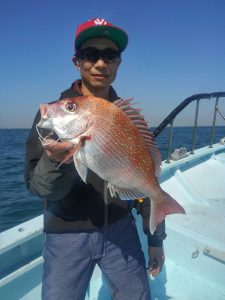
[75,18,128,52]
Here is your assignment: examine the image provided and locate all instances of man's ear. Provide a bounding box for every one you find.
[72,56,80,71]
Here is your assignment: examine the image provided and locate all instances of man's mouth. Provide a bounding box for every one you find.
[92,74,107,78]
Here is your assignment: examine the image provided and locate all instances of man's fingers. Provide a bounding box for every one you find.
[43,140,74,153]
[149,257,164,277]
[148,246,165,277]
[149,260,161,277]
[42,140,75,163]
[149,266,160,277]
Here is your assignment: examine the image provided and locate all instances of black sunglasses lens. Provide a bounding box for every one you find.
[76,48,98,62]
[84,48,99,62]
[102,49,120,63]
[77,48,120,63]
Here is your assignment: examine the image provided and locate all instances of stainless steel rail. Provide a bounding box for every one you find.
[152,92,225,163]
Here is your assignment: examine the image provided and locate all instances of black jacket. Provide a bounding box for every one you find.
[24,80,166,246]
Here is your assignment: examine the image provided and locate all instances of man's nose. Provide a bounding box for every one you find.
[94,58,107,67]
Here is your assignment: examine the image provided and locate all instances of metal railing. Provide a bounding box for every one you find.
[152,92,225,163]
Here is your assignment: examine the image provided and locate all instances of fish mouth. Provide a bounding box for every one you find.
[39,104,49,120]
[37,104,54,130]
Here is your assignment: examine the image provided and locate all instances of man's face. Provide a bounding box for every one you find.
[76,38,121,90]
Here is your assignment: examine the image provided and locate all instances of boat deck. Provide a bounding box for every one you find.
[154,143,225,300]
[162,153,225,243]
[0,143,225,299]
[162,148,225,245]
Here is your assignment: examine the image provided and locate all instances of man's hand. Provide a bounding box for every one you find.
[43,139,74,164]
[148,246,165,277]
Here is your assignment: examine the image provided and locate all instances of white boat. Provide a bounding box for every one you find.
[0,92,225,300]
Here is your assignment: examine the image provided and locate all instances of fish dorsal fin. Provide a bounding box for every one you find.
[114,98,161,177]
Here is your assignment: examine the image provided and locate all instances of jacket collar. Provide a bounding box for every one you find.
[71,79,119,102]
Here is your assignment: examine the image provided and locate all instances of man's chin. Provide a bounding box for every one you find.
[91,78,112,88]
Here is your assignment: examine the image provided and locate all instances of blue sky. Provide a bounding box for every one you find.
[0,0,225,128]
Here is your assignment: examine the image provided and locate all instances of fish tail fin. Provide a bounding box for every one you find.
[149,191,186,234]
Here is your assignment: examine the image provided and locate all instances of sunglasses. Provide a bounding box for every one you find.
[76,47,121,64]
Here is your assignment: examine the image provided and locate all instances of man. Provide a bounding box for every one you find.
[25,18,166,300]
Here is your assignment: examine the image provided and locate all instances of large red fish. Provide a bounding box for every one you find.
[37,96,185,233]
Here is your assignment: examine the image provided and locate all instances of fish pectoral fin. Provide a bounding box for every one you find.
[107,183,146,200]
[56,138,85,168]
[74,158,88,183]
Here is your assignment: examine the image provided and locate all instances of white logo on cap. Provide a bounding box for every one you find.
[94,18,108,25]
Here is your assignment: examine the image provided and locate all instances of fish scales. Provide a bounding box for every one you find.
[37,96,186,233]
[88,112,153,189]
[84,129,137,187]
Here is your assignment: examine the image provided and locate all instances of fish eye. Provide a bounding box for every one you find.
[65,102,76,112]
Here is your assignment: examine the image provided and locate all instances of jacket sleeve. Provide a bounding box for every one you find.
[135,198,167,247]
[24,110,79,201]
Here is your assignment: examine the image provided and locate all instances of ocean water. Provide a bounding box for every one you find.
[0,127,224,232]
